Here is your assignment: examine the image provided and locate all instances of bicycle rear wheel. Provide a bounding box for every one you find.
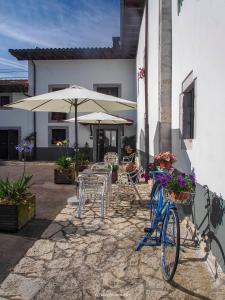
[161,207,180,281]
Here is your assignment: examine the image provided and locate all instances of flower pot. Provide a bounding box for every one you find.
[169,191,190,202]
[159,161,172,170]
[0,195,36,232]
[54,168,75,184]
[112,171,118,184]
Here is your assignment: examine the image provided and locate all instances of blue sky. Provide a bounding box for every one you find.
[0,0,120,79]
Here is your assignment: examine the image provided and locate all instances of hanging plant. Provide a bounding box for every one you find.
[138,67,145,79]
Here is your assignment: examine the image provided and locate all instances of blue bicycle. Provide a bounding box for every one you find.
[136,171,180,281]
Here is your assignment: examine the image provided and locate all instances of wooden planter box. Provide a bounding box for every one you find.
[112,171,118,184]
[0,195,36,232]
[54,168,75,184]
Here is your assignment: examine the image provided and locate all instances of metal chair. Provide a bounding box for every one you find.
[77,173,107,218]
[104,152,119,165]
[122,152,135,164]
[116,166,144,201]
[91,162,112,206]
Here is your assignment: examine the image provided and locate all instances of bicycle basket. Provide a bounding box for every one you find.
[165,190,195,205]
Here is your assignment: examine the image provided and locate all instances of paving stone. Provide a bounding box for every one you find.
[14,257,45,277]
[1,183,225,299]
[0,274,45,299]
[41,222,62,239]
[48,258,71,269]
[26,240,55,258]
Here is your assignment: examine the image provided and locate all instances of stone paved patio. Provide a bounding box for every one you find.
[0,183,225,300]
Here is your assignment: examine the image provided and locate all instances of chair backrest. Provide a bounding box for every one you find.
[91,162,112,171]
[122,152,135,163]
[127,166,144,183]
[78,173,106,194]
[104,152,119,165]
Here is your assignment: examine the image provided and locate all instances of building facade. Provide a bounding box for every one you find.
[4,1,146,161]
[0,80,32,160]
[136,0,225,276]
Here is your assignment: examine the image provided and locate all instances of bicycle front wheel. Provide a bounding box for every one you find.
[161,207,180,281]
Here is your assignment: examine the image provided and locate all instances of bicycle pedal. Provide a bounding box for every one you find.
[144,227,153,233]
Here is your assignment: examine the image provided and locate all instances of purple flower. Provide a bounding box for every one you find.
[25,143,33,153]
[177,175,186,187]
[16,144,23,153]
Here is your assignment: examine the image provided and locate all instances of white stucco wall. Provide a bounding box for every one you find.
[0,92,33,141]
[136,8,146,153]
[148,1,159,157]
[136,2,160,159]
[28,59,136,148]
[172,0,225,197]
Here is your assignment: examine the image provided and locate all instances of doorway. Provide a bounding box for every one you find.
[97,129,118,161]
[0,129,19,160]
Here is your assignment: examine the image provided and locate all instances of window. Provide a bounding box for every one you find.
[51,128,67,145]
[93,84,121,97]
[180,83,195,139]
[96,87,119,97]
[0,95,10,107]
[48,85,69,121]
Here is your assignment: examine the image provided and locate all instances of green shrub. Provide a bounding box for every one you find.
[0,175,33,204]
[55,156,73,170]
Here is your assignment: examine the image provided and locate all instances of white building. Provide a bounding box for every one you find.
[5,1,146,161]
[0,80,32,159]
[136,0,225,275]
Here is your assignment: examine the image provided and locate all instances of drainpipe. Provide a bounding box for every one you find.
[31,60,37,160]
[144,0,150,167]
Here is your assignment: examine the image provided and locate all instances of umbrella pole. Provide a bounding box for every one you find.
[74,99,78,177]
[97,120,100,162]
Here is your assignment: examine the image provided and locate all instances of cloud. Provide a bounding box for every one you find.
[0,0,120,77]
[0,0,120,48]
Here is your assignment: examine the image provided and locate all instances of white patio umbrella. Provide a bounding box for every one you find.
[66,112,133,161]
[66,112,133,125]
[7,85,136,174]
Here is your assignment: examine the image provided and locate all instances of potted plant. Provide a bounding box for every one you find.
[110,163,119,184]
[154,152,176,170]
[0,175,35,232]
[54,156,74,184]
[141,161,159,184]
[75,152,89,172]
[155,172,196,202]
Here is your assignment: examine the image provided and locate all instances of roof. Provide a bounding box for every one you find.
[9,0,145,61]
[0,79,28,93]
[9,47,125,61]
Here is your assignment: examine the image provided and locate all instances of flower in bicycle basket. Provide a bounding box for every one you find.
[156,171,196,193]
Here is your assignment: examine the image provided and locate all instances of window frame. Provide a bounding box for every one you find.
[0,94,12,109]
[179,72,197,147]
[48,84,69,122]
[48,126,69,147]
[93,84,121,97]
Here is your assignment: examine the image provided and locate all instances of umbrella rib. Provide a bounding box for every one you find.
[77,98,89,106]
[92,100,109,113]
[30,99,53,111]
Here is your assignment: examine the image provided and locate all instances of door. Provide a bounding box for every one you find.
[97,129,118,161]
[0,130,18,160]
[8,130,18,159]
[0,130,8,159]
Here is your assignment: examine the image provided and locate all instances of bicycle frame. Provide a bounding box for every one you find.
[136,170,177,250]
